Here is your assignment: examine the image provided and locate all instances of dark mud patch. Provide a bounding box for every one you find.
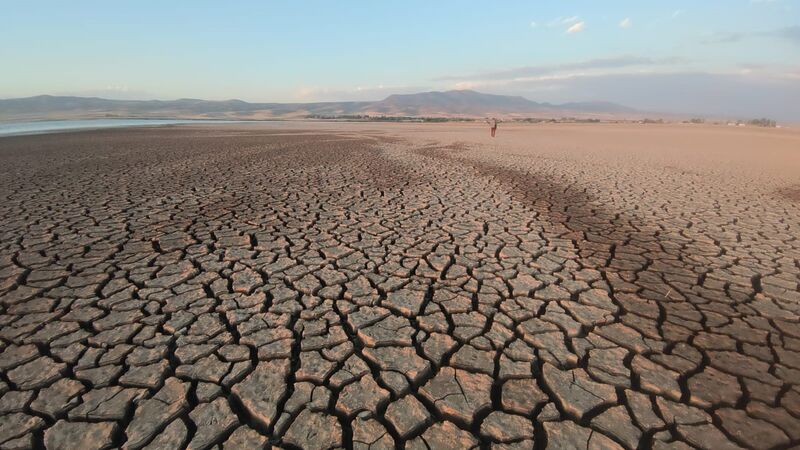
[412,142,761,309]
[776,185,800,202]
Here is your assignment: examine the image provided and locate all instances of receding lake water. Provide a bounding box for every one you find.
[0,118,250,137]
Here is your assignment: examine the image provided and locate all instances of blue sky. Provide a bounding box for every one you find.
[1,1,799,118]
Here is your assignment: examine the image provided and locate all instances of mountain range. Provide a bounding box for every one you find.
[0,90,643,121]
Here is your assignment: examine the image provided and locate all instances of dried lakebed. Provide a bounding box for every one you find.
[0,125,798,449]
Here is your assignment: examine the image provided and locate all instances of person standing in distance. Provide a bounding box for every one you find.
[486,117,499,137]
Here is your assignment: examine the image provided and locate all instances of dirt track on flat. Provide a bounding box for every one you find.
[0,123,799,449]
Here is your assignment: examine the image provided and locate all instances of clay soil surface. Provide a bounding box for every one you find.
[1,122,799,449]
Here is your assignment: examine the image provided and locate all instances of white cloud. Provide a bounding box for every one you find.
[672,9,683,18]
[530,21,538,28]
[293,84,425,102]
[547,16,580,27]
[619,18,633,28]
[104,84,130,92]
[567,21,585,34]
[453,81,479,90]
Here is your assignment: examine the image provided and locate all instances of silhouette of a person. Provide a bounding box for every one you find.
[486,117,498,137]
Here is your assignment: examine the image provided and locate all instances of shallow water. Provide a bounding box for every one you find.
[0,118,249,136]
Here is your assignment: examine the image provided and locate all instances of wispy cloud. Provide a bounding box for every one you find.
[54,86,153,100]
[451,70,800,121]
[544,16,581,29]
[435,56,682,82]
[619,17,633,29]
[672,9,684,18]
[567,21,585,34]
[773,25,800,43]
[293,84,426,102]
[562,16,580,24]
[704,25,800,45]
[540,16,585,33]
[703,31,748,44]
[529,21,538,28]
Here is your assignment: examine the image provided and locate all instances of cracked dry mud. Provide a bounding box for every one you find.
[0,124,799,450]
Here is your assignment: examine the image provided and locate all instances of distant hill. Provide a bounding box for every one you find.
[368,91,639,117]
[369,90,540,115]
[0,95,368,121]
[0,90,642,121]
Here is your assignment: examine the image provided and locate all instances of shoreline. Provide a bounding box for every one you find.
[2,116,796,138]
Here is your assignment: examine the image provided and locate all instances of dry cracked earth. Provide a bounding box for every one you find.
[0,124,799,450]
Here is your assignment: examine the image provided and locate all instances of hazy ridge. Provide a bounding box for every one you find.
[0,90,642,121]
